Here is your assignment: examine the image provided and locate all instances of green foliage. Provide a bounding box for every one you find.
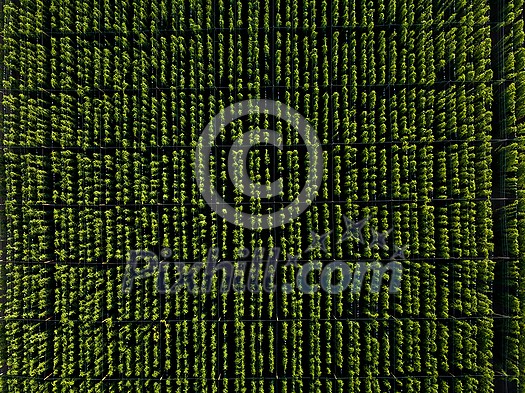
[0,0,524,391]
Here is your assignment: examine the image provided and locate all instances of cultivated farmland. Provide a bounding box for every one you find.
[1,0,524,392]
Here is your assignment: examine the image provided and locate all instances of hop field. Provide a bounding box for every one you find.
[1,0,525,392]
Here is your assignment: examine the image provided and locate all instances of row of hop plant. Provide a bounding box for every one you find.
[498,0,525,387]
